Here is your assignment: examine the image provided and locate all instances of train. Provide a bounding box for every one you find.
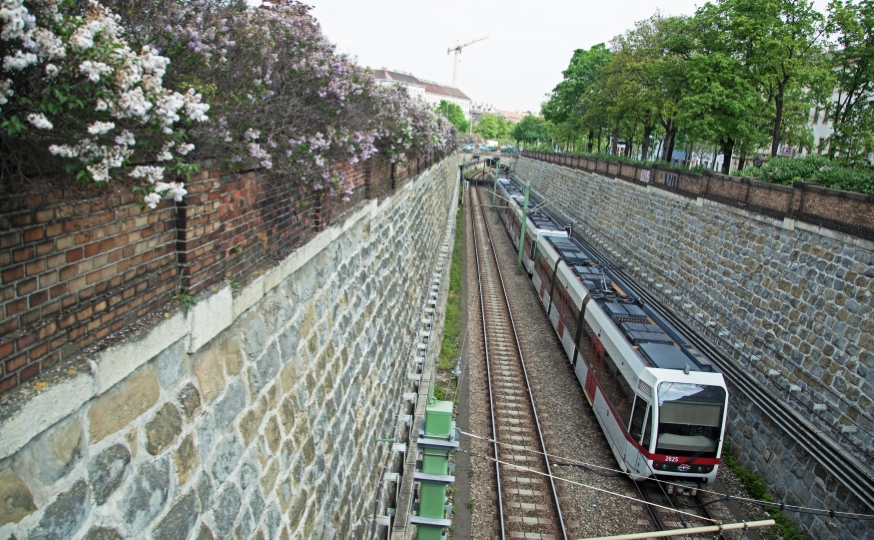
[492,175,729,491]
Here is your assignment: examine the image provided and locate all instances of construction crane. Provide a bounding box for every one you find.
[447,36,488,88]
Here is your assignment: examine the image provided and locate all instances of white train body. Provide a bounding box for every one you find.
[494,177,728,486]
[535,235,727,484]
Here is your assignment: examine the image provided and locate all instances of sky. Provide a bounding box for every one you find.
[309,0,832,116]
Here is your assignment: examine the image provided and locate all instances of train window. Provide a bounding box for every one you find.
[600,352,634,426]
[559,289,578,336]
[641,410,651,448]
[534,251,550,284]
[628,396,651,446]
[655,382,726,458]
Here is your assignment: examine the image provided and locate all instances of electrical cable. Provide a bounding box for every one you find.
[459,429,874,521]
[457,447,716,524]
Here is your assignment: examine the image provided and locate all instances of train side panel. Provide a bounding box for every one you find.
[551,263,586,362]
[532,238,560,312]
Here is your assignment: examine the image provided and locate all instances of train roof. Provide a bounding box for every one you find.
[543,235,717,374]
[498,177,565,233]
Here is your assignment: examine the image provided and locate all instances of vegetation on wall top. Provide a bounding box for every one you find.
[0,0,457,206]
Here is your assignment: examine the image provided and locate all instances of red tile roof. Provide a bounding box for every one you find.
[372,69,470,100]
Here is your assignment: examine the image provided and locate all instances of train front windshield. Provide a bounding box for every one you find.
[655,382,725,458]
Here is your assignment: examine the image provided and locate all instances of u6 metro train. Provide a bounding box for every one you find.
[493,176,729,489]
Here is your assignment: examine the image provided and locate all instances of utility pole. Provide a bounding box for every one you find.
[491,158,500,208]
[515,181,530,274]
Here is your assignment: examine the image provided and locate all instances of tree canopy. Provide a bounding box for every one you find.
[474,114,513,140]
[436,100,469,134]
[511,115,551,146]
[540,0,872,170]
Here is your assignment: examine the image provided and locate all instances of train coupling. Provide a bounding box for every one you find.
[666,482,698,497]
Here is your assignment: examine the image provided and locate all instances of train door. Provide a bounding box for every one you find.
[584,336,603,402]
[626,396,653,478]
[557,288,569,340]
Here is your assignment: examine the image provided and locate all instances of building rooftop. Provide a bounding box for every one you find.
[372,69,471,100]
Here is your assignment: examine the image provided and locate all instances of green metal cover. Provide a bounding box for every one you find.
[419,482,446,517]
[417,525,444,540]
[424,400,453,438]
[421,452,449,475]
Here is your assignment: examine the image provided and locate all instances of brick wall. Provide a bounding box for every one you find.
[0,184,178,394]
[0,152,441,396]
[523,150,874,240]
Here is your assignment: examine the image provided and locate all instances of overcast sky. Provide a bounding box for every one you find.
[309,0,832,115]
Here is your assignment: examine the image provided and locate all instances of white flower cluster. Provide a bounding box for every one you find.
[26,111,51,129]
[131,165,187,208]
[87,120,114,135]
[79,59,111,82]
[1,0,210,208]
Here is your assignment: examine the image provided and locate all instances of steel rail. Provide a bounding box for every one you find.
[469,182,506,539]
[475,185,570,540]
[633,480,666,532]
[636,481,727,538]
[568,231,874,513]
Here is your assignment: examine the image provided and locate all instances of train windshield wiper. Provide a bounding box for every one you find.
[683,439,718,464]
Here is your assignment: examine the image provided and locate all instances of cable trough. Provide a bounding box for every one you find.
[469,183,568,540]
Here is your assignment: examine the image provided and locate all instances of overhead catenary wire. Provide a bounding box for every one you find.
[457,447,716,524]
[460,429,874,521]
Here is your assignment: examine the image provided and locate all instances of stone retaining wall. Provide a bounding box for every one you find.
[0,155,460,540]
[513,156,874,539]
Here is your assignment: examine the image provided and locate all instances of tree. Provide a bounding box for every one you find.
[511,115,551,146]
[604,13,690,162]
[695,0,829,157]
[825,0,874,161]
[436,100,469,133]
[542,44,612,150]
[677,52,769,173]
[474,114,511,140]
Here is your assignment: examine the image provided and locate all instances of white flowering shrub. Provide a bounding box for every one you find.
[111,0,456,201]
[2,0,455,207]
[371,84,457,164]
[0,0,207,207]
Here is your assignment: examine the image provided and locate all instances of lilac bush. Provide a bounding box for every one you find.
[1,0,209,207]
[121,0,455,198]
[1,0,456,206]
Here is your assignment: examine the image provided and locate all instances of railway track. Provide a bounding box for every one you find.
[469,184,568,540]
[633,480,725,538]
